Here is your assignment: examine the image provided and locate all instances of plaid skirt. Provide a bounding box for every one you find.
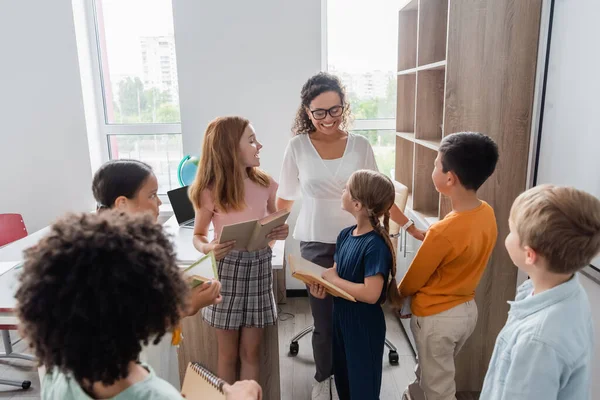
[202,247,277,330]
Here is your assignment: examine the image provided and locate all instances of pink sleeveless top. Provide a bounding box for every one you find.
[200,177,278,240]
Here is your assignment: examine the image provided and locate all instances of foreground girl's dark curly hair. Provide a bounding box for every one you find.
[15,211,188,387]
[292,72,352,135]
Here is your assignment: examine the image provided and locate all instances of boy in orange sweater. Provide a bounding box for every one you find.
[399,132,499,400]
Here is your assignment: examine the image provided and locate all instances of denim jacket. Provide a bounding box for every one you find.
[481,274,594,400]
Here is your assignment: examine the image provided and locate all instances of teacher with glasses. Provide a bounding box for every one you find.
[276,72,425,400]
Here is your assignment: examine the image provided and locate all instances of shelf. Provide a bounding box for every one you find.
[413,145,440,218]
[395,136,414,192]
[397,60,446,76]
[396,132,415,141]
[417,0,449,67]
[398,5,418,71]
[396,75,416,132]
[415,137,441,151]
[413,209,440,226]
[415,69,445,141]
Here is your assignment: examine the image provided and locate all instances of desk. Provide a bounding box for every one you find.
[0,226,49,323]
[164,216,282,400]
[0,227,46,387]
[0,218,283,399]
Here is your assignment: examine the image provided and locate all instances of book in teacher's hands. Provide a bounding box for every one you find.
[180,362,226,400]
[288,254,356,302]
[218,209,290,252]
[180,252,219,288]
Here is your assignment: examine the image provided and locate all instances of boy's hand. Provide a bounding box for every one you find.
[223,380,262,400]
[321,267,339,282]
[267,224,289,241]
[407,225,426,241]
[210,240,236,260]
[308,283,327,299]
[186,280,222,316]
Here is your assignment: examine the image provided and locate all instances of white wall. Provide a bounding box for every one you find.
[534,0,600,397]
[0,1,94,233]
[172,0,322,289]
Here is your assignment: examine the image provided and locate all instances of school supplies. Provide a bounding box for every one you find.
[218,210,290,252]
[180,252,218,288]
[288,254,356,302]
[180,362,227,400]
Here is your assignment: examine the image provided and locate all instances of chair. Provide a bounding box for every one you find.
[0,213,33,390]
[289,182,410,365]
[0,214,28,248]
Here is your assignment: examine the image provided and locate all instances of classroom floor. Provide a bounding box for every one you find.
[0,297,479,400]
[0,336,40,400]
[278,297,417,400]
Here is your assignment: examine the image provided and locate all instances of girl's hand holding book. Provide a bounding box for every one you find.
[266,223,289,241]
[223,380,263,400]
[308,283,327,299]
[321,266,339,283]
[209,239,236,260]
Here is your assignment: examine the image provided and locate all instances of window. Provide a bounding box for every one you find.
[351,130,396,178]
[327,0,399,176]
[108,135,182,195]
[90,0,182,194]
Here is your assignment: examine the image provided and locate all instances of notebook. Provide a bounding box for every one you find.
[218,210,290,252]
[288,254,356,302]
[180,252,218,288]
[180,362,226,400]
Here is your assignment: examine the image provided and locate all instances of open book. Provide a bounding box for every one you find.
[180,362,226,400]
[288,254,356,302]
[218,209,290,252]
[180,252,218,288]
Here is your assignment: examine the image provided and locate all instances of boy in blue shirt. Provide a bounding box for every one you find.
[481,184,600,400]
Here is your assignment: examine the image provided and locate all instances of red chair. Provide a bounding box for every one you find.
[0,214,28,247]
[0,213,32,390]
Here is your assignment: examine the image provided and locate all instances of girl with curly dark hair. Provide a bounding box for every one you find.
[276,72,425,400]
[16,211,262,400]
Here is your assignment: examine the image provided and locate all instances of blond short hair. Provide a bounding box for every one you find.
[511,184,600,274]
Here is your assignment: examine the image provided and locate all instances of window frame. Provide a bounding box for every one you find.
[322,0,396,132]
[82,0,182,199]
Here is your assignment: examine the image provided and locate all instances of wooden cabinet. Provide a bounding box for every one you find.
[395,0,543,391]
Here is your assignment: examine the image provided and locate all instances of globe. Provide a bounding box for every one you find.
[177,155,199,186]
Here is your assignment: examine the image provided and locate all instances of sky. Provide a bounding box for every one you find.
[327,0,401,74]
[99,0,400,78]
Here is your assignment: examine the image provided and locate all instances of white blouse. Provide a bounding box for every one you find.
[277,133,378,243]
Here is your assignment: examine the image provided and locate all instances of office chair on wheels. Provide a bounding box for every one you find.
[288,182,409,366]
[289,326,400,364]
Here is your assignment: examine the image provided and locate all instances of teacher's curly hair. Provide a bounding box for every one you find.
[292,72,352,135]
[15,210,189,388]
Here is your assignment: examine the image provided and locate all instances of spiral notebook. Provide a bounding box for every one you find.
[180,362,226,400]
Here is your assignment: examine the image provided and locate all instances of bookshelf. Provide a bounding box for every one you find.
[394,0,544,392]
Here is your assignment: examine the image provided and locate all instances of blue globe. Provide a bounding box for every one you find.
[177,155,199,186]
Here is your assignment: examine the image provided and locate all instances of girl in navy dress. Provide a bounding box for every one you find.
[309,169,402,400]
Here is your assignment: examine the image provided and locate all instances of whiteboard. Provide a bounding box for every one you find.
[536,0,600,270]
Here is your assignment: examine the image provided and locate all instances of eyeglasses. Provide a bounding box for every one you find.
[309,105,345,120]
